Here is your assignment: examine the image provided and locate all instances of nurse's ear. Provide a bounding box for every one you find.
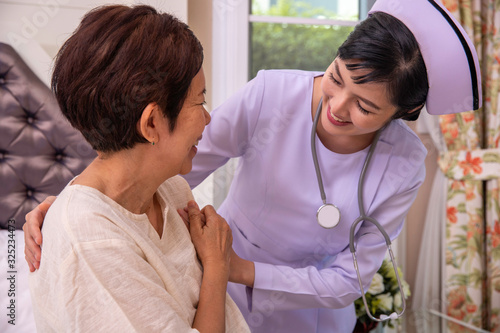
[138,102,161,144]
[393,104,425,121]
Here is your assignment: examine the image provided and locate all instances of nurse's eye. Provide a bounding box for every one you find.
[329,72,341,86]
[357,101,371,115]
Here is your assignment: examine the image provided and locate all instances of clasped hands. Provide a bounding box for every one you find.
[177,201,233,280]
[177,201,254,286]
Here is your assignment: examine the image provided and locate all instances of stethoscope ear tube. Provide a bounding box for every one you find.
[352,245,407,322]
[349,216,391,253]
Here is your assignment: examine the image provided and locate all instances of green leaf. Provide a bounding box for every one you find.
[457,202,467,213]
[250,0,354,78]
[482,153,500,163]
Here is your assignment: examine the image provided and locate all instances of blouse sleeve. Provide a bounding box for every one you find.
[248,159,425,311]
[182,71,266,189]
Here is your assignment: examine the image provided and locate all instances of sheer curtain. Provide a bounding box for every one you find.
[412,110,449,333]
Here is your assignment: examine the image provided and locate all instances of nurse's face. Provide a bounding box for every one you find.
[320,58,397,141]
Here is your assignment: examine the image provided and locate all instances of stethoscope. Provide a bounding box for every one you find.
[311,98,406,322]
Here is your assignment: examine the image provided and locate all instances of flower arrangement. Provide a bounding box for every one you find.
[353,259,411,333]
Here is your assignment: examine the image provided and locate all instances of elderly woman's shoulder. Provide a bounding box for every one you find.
[158,175,194,207]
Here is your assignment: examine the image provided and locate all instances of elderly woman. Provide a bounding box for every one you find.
[27,5,249,332]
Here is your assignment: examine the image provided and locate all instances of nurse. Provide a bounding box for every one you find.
[24,0,481,331]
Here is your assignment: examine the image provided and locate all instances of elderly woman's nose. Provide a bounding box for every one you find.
[204,108,211,125]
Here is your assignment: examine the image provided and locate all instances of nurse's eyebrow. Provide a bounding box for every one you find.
[335,60,382,111]
[359,95,381,110]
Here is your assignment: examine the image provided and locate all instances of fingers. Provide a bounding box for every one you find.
[23,196,55,271]
[200,205,218,223]
[23,222,41,270]
[201,205,232,249]
[24,196,54,246]
[25,254,35,272]
[25,208,43,246]
[177,208,190,230]
[185,202,232,267]
[25,253,37,272]
[23,223,40,271]
[186,201,203,232]
[38,196,56,219]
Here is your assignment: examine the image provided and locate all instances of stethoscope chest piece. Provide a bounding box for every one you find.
[316,203,341,229]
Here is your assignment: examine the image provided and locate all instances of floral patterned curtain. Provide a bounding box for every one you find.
[438,0,500,331]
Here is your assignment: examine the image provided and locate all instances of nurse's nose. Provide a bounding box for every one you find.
[329,93,350,118]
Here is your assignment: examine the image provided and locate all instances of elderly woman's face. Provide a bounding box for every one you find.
[167,68,210,175]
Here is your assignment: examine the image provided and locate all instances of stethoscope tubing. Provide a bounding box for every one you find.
[310,98,328,205]
[311,97,406,322]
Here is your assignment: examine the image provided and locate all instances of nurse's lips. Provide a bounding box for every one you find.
[326,106,351,126]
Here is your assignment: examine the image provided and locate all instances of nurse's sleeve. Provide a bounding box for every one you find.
[182,71,266,189]
[248,159,425,311]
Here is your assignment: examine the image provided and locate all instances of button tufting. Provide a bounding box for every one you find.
[0,77,5,85]
[24,110,36,125]
[55,150,65,162]
[26,189,34,198]
[0,150,6,161]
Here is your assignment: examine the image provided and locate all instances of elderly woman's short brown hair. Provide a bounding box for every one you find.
[52,5,204,153]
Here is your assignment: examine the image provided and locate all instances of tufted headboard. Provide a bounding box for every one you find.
[0,43,96,230]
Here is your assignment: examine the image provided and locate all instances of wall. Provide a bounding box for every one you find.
[188,0,213,111]
[0,0,188,86]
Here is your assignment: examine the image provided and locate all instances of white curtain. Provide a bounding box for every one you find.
[412,109,448,332]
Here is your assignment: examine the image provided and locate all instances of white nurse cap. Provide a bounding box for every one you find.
[369,0,482,115]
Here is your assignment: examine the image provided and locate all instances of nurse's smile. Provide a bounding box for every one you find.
[327,105,351,126]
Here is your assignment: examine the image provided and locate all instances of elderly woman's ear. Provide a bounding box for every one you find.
[138,102,161,145]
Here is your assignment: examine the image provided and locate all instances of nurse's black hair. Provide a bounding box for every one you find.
[337,12,428,121]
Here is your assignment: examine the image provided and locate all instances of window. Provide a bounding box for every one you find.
[249,0,364,78]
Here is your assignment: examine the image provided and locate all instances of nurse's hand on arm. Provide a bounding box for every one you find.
[23,196,55,272]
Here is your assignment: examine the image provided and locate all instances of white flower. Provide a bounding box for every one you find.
[402,281,411,297]
[376,293,393,312]
[394,291,402,308]
[367,273,385,295]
